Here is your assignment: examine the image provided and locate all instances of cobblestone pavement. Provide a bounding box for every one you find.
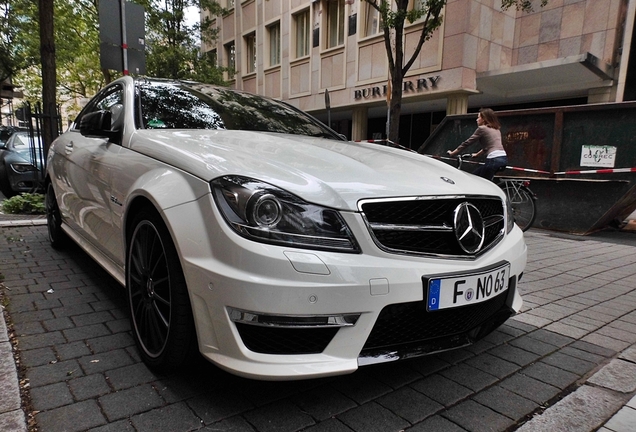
[1,224,636,432]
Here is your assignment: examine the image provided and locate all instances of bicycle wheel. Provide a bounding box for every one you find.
[502,184,536,232]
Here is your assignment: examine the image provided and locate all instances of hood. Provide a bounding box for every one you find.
[129,130,503,210]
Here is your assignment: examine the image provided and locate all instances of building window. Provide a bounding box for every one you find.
[325,0,345,48]
[224,41,235,71]
[363,3,381,37]
[245,32,256,74]
[208,49,218,67]
[268,22,281,67]
[293,9,310,58]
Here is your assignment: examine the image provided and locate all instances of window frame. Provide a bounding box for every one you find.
[324,0,345,49]
[244,32,257,75]
[293,9,310,59]
[267,21,281,67]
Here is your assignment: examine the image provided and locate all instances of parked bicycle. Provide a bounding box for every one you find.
[456,154,536,232]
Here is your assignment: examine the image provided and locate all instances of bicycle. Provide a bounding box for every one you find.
[456,154,536,232]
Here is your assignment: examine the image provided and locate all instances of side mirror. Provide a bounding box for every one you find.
[79,111,120,141]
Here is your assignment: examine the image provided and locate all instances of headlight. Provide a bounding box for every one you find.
[212,176,360,253]
[10,163,38,173]
[505,196,515,234]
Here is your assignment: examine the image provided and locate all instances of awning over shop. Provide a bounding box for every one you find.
[475,52,614,105]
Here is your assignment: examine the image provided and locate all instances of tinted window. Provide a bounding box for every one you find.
[137,82,340,139]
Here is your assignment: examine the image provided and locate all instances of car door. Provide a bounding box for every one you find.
[52,84,125,264]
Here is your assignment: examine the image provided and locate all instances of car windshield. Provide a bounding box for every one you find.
[137,81,340,139]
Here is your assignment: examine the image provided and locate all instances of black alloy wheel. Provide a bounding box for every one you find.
[127,209,196,372]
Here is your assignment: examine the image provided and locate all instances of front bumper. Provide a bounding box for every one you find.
[165,196,527,380]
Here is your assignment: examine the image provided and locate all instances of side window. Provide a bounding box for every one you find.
[73,85,124,131]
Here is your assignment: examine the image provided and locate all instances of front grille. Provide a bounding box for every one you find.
[361,289,510,355]
[360,196,504,257]
[235,323,338,354]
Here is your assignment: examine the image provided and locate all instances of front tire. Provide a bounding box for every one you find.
[127,209,197,373]
[45,182,68,249]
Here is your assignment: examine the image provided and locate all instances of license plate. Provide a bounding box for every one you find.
[425,263,510,311]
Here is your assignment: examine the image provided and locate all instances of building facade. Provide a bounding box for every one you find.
[202,0,636,148]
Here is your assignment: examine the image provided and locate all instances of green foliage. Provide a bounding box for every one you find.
[1,193,45,215]
[6,0,226,112]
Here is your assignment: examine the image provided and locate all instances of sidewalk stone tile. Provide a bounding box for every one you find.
[587,359,636,393]
[331,373,392,405]
[19,331,66,350]
[511,313,552,328]
[541,351,597,375]
[63,323,111,342]
[570,340,617,357]
[51,303,94,318]
[377,386,443,423]
[26,359,84,387]
[130,402,202,432]
[410,374,472,407]
[300,418,352,432]
[30,382,74,411]
[337,401,409,432]
[560,345,605,364]
[544,322,589,339]
[244,400,316,432]
[527,328,574,347]
[294,385,358,422]
[582,333,632,352]
[439,363,498,392]
[488,343,541,367]
[500,374,561,405]
[71,310,114,327]
[408,355,451,377]
[85,419,135,432]
[465,352,520,378]
[13,320,45,335]
[472,385,539,420]
[522,362,579,390]
[364,362,422,388]
[35,400,107,432]
[597,325,636,344]
[483,329,517,345]
[187,390,256,423]
[20,347,56,367]
[99,384,164,421]
[104,318,130,334]
[42,316,74,332]
[509,334,559,355]
[442,399,514,432]
[10,309,54,324]
[408,415,466,432]
[106,363,157,391]
[87,332,134,354]
[55,341,92,361]
[78,349,134,374]
[68,373,111,401]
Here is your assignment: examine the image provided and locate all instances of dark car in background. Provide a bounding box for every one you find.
[0,130,44,197]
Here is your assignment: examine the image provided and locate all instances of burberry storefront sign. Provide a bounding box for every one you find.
[354,76,441,100]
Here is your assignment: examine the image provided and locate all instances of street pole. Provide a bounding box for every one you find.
[120,0,129,75]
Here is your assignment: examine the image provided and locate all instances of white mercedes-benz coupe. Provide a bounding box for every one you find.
[46,76,526,380]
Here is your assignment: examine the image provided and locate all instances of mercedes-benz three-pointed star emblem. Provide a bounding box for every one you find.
[453,202,485,254]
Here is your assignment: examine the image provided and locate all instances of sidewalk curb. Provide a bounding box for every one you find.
[0,304,27,432]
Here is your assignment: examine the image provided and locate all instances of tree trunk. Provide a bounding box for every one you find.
[39,0,57,158]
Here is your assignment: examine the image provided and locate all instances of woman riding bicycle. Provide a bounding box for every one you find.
[447,108,507,181]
